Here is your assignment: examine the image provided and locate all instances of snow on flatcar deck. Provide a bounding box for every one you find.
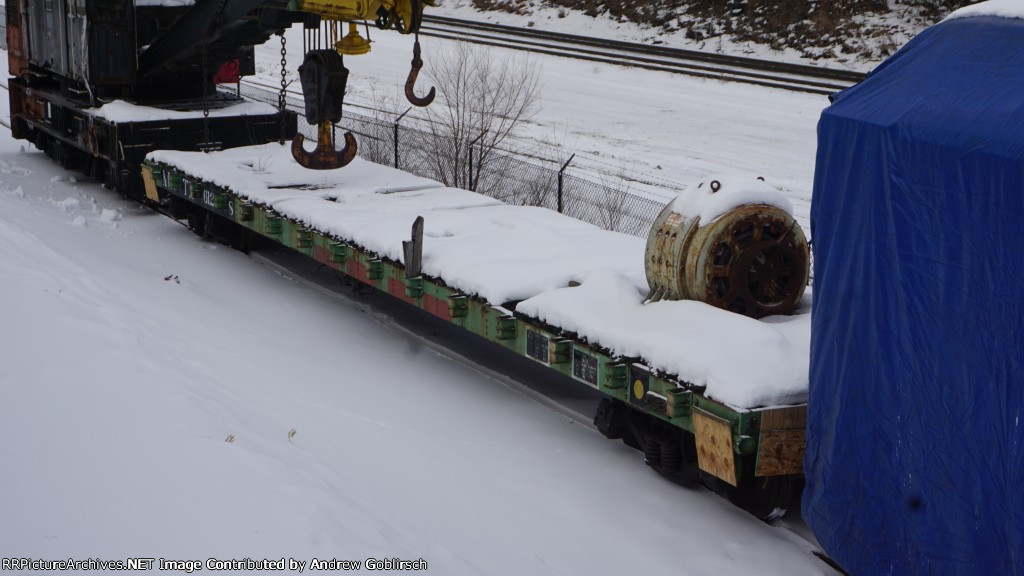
[149,143,810,409]
[86,99,277,122]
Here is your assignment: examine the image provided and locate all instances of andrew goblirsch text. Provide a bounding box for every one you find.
[2,557,428,572]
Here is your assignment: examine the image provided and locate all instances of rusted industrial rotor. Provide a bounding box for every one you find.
[645,201,809,319]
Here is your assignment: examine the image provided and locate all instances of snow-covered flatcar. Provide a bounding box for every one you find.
[4,0,813,522]
[141,144,813,520]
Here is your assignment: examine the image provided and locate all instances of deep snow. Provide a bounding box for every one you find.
[0,106,833,575]
[0,5,846,571]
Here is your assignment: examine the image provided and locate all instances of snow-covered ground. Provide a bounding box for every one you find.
[0,99,834,573]
[0,3,869,569]
[254,20,830,234]
[424,0,933,71]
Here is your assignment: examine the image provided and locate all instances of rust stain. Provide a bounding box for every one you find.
[644,203,809,318]
[312,245,343,270]
[346,260,370,285]
[423,294,452,321]
[386,277,415,304]
[291,124,357,170]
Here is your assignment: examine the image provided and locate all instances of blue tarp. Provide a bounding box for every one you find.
[804,15,1024,576]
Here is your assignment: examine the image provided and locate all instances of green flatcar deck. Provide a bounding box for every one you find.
[143,144,809,493]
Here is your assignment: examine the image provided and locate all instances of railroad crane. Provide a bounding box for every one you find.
[4,0,435,195]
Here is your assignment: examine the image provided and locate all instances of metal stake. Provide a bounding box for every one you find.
[468,129,487,191]
[558,153,575,213]
[394,107,412,169]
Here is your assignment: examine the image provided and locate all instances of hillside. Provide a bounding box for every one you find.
[443,0,976,67]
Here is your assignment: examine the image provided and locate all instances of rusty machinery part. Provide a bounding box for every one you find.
[292,48,357,168]
[405,36,436,107]
[645,198,809,319]
[292,125,358,169]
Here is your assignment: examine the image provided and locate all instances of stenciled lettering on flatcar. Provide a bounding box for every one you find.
[572,348,598,386]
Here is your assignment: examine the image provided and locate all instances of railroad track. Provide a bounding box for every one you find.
[0,14,861,96]
[420,15,866,95]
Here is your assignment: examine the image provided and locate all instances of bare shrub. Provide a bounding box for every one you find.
[352,87,398,166]
[414,43,541,191]
[500,163,556,207]
[595,168,631,232]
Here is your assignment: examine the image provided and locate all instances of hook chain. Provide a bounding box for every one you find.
[279,33,288,143]
[202,41,210,153]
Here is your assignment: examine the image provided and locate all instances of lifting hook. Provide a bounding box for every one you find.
[291,122,358,170]
[405,37,435,107]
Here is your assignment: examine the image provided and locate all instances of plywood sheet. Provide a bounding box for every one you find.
[755,429,806,477]
[694,409,737,486]
[759,405,807,430]
[756,405,807,477]
[141,165,160,203]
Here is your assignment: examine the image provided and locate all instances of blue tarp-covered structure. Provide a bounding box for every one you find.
[805,13,1024,576]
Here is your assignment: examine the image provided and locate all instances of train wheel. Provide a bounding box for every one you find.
[88,157,106,184]
[201,212,216,240]
[618,404,698,485]
[33,130,47,151]
[594,398,627,441]
[651,427,699,485]
[229,227,253,254]
[186,208,206,238]
[167,198,188,220]
[727,473,802,522]
[657,429,699,484]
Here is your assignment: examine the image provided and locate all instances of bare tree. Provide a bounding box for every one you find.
[513,168,556,207]
[414,43,541,190]
[595,165,632,232]
[350,87,399,167]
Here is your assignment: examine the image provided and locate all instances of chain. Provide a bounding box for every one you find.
[279,33,288,144]
[202,40,210,153]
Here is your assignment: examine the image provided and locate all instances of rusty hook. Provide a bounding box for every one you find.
[292,122,358,170]
[405,38,435,107]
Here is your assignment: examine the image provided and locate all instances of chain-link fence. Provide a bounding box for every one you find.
[240,82,668,237]
[0,4,7,51]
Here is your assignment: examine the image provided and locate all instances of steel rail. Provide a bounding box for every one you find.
[420,14,867,95]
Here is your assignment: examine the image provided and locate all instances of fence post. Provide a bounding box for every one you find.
[394,107,412,169]
[558,153,575,213]
[467,129,487,191]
